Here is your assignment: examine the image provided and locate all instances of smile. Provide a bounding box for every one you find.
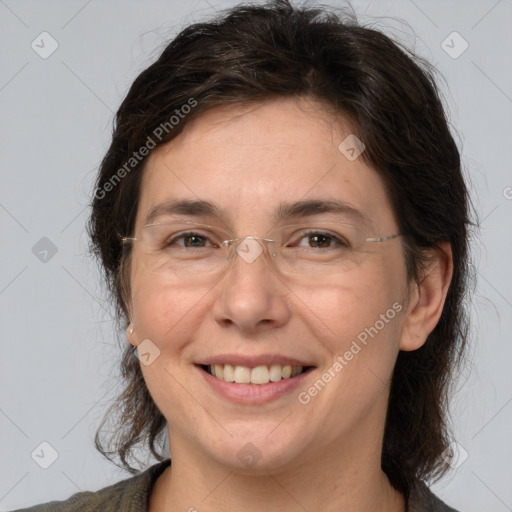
[201,363,311,385]
[196,362,316,405]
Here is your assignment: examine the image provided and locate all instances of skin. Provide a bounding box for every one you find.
[125,97,453,512]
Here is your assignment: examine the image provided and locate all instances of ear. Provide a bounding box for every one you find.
[126,323,138,347]
[400,242,453,351]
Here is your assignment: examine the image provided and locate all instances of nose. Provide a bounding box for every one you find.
[212,239,291,334]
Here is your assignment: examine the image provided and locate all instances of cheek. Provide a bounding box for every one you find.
[294,262,407,413]
[296,273,405,420]
[129,266,210,348]
[299,262,405,344]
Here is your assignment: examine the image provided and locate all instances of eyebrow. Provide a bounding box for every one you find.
[144,198,371,227]
[273,199,371,227]
[145,199,223,225]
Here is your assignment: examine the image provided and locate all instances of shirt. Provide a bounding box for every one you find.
[10,459,460,512]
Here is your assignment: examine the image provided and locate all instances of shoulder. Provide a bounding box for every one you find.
[9,459,171,512]
[408,479,460,512]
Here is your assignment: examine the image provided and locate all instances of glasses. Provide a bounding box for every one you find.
[121,221,401,280]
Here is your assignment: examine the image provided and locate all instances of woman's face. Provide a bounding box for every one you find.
[127,98,411,472]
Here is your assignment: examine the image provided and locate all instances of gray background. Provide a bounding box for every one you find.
[1,0,511,510]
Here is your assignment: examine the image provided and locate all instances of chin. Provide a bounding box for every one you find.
[202,428,313,474]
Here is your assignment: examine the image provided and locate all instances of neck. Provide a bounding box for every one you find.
[150,428,406,512]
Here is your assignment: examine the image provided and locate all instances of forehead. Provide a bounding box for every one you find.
[136,98,396,229]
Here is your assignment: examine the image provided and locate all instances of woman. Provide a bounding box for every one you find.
[14,1,471,511]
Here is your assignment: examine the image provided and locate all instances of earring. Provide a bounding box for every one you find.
[127,325,134,335]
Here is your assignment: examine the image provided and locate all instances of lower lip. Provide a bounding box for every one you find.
[196,365,314,405]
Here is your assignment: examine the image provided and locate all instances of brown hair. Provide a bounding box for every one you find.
[87,0,472,498]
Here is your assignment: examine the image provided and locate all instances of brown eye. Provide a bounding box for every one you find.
[183,234,208,247]
[292,231,348,249]
[307,234,333,248]
[166,232,214,248]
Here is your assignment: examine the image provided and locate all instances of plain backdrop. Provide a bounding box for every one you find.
[1,1,511,510]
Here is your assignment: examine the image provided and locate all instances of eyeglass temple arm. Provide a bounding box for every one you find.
[365,233,402,243]
[120,235,137,243]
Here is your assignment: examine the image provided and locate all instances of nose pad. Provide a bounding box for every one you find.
[234,237,265,264]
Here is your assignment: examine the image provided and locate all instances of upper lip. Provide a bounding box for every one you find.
[196,353,315,368]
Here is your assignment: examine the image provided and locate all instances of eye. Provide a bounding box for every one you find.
[167,231,216,249]
[293,231,349,249]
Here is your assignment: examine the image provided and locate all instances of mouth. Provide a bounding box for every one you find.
[198,363,314,385]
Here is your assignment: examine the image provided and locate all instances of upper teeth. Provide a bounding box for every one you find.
[209,364,304,385]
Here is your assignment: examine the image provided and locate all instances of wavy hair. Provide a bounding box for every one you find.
[87,0,472,499]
